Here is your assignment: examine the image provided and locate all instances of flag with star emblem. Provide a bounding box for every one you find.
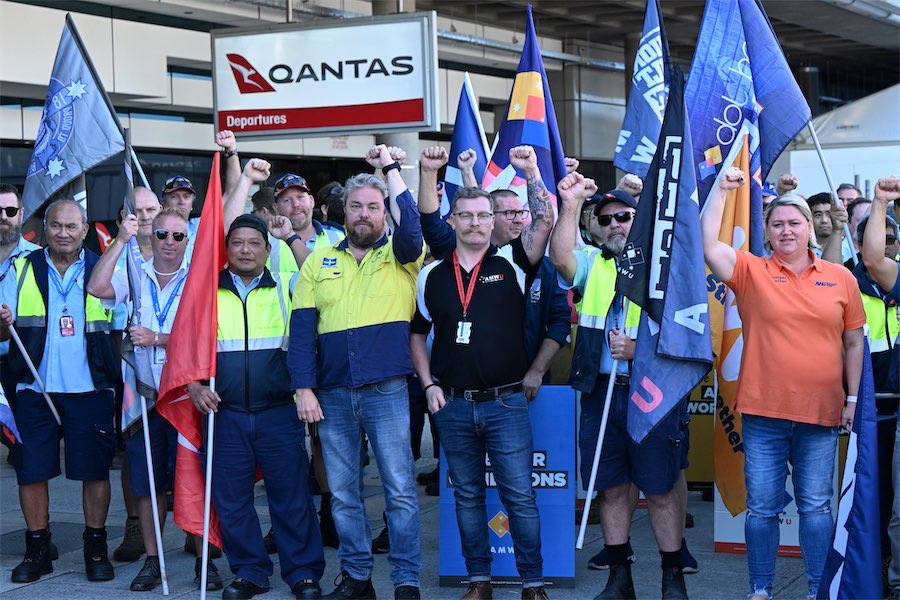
[482,4,567,208]
[21,14,125,221]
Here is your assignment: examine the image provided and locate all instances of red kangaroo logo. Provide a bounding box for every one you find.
[226,54,275,93]
[631,376,663,413]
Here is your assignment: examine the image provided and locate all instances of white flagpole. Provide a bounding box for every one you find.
[576,297,631,549]
[199,378,216,600]
[138,392,168,595]
[806,122,858,265]
[7,324,61,425]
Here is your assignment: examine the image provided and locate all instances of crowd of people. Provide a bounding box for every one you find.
[0,128,898,600]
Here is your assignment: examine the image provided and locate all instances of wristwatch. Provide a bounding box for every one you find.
[222,148,238,158]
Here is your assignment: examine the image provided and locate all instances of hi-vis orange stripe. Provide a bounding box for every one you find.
[710,138,752,517]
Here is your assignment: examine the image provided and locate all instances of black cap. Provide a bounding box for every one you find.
[594,189,638,213]
[226,213,269,243]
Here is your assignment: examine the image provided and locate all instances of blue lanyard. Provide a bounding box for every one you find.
[48,263,84,311]
[149,275,185,329]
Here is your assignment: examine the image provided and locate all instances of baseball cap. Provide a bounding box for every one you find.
[594,189,638,214]
[274,173,310,198]
[162,176,195,196]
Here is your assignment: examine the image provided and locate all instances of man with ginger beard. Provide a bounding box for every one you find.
[289,145,425,600]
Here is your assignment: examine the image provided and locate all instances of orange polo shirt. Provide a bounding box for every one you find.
[726,250,866,426]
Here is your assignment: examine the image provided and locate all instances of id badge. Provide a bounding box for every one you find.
[456,320,472,345]
[153,346,166,365]
[59,315,75,337]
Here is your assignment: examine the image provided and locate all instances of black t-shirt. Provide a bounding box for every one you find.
[412,238,538,390]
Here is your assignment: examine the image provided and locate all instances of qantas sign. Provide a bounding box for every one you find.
[212,13,439,139]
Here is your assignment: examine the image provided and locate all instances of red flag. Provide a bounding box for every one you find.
[157,153,226,546]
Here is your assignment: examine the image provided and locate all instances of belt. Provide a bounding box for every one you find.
[440,382,524,402]
[600,373,630,386]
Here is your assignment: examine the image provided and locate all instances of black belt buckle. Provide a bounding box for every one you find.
[614,374,631,386]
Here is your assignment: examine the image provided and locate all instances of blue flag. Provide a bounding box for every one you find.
[615,65,713,443]
[685,0,810,255]
[442,73,490,218]
[614,0,670,179]
[817,338,881,600]
[482,4,567,208]
[22,14,125,221]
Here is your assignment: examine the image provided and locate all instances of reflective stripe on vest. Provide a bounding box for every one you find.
[579,251,640,337]
[861,293,899,353]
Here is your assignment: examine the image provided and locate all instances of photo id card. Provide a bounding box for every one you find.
[59,315,75,337]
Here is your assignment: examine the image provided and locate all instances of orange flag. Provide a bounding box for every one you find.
[157,153,227,547]
[709,139,752,516]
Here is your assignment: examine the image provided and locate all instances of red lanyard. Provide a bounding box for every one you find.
[452,250,483,319]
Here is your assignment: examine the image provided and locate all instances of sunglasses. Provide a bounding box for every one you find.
[154,229,187,242]
[163,176,193,193]
[0,206,20,218]
[595,210,634,227]
[274,174,309,195]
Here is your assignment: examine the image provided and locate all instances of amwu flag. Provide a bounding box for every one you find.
[441,73,490,218]
[615,66,712,443]
[614,0,670,179]
[482,4,567,209]
[817,338,881,600]
[157,153,227,548]
[686,0,810,516]
[22,14,124,221]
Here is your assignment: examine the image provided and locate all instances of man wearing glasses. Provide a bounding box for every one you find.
[410,177,554,600]
[550,179,690,600]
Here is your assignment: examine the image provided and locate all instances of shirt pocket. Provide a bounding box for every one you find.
[314,268,345,309]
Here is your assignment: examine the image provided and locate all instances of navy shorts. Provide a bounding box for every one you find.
[14,389,116,485]
[125,409,178,497]
[579,375,689,496]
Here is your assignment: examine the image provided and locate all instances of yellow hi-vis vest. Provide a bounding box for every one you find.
[861,292,898,354]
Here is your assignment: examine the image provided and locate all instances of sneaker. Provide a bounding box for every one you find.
[394,585,420,599]
[661,566,688,600]
[323,570,376,599]
[11,529,53,583]
[113,517,145,562]
[83,528,115,582]
[587,540,636,570]
[264,528,277,554]
[680,538,699,574]
[194,557,223,591]
[130,556,161,591]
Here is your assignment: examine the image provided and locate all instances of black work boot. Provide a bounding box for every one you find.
[83,527,115,581]
[661,566,689,600]
[594,563,636,600]
[11,529,53,583]
[324,570,376,599]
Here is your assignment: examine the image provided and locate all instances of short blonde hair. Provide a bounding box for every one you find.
[764,194,818,252]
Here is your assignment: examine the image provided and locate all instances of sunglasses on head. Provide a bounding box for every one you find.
[0,206,20,218]
[154,229,187,242]
[274,174,309,194]
[595,210,634,227]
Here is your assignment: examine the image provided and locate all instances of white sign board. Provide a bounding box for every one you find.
[211,12,439,140]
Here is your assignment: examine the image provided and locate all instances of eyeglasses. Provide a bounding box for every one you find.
[496,209,529,220]
[887,236,898,245]
[274,174,309,196]
[454,212,494,224]
[154,229,187,242]
[0,206,20,218]
[595,210,634,227]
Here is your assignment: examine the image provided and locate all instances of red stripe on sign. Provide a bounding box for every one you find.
[219,99,425,132]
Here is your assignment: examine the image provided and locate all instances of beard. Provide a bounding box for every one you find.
[604,234,626,256]
[346,220,383,249]
[0,222,20,246]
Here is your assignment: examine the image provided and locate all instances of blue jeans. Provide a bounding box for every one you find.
[317,377,421,588]
[742,414,838,599]
[432,391,543,586]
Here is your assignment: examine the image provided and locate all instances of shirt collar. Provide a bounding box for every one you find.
[336,233,389,251]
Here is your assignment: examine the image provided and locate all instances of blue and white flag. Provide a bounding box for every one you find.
[817,338,881,600]
[0,387,21,445]
[685,0,810,255]
[615,65,713,443]
[441,73,490,218]
[22,14,124,221]
[614,0,670,179]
